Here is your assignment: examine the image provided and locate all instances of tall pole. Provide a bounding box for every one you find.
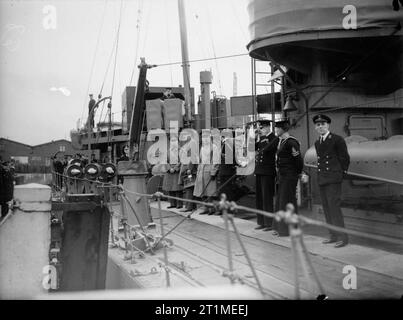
[270,63,276,130]
[178,0,192,124]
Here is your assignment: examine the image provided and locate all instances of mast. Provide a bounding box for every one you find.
[177,0,192,124]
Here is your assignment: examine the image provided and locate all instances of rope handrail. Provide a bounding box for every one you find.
[49,170,403,299]
[50,170,403,246]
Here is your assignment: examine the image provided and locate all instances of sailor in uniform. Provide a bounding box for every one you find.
[88,94,96,129]
[313,114,350,248]
[254,120,279,230]
[216,136,237,203]
[272,118,303,236]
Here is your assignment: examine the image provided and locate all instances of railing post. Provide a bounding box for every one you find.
[289,227,301,300]
[299,234,328,299]
[283,204,301,300]
[220,194,235,284]
[228,210,265,297]
[156,192,170,287]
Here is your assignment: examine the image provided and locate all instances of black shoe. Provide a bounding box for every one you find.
[254,225,265,230]
[334,240,348,248]
[322,238,337,244]
[167,205,176,209]
[184,208,193,212]
[263,227,272,231]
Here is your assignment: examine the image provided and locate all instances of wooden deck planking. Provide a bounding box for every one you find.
[155,211,403,299]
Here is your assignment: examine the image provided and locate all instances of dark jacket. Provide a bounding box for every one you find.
[118,155,129,162]
[277,136,303,178]
[219,139,237,177]
[314,132,350,186]
[162,163,183,192]
[88,98,96,113]
[254,132,279,176]
[179,163,198,188]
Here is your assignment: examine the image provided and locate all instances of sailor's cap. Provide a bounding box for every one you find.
[274,118,290,128]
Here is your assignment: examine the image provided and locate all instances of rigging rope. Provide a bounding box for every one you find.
[129,0,144,85]
[139,0,153,64]
[156,53,248,67]
[81,0,107,125]
[99,33,118,97]
[193,9,210,69]
[204,3,223,95]
[164,0,174,87]
[111,0,124,98]
[228,0,248,44]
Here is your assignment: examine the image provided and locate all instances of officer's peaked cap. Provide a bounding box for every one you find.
[312,114,331,124]
[257,119,272,126]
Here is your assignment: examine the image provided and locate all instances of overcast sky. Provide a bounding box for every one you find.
[0,0,269,145]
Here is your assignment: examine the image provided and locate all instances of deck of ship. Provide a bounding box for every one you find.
[105,200,403,299]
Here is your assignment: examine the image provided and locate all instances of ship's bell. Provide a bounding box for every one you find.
[283,96,298,112]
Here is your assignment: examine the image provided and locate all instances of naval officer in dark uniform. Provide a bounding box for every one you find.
[254,120,279,231]
[313,114,350,248]
[272,118,303,236]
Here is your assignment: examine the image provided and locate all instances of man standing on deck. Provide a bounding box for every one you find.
[313,114,350,248]
[272,118,303,237]
[88,94,96,129]
[254,120,279,231]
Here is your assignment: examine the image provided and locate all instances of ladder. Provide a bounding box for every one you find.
[251,58,285,129]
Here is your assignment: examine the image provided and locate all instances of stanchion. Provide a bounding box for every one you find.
[299,235,328,299]
[220,194,235,284]
[121,193,154,254]
[228,212,265,297]
[289,228,301,300]
[286,203,328,299]
[156,192,171,288]
[119,189,131,259]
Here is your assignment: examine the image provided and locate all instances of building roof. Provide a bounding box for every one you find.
[32,139,71,148]
[0,137,71,149]
[0,137,32,148]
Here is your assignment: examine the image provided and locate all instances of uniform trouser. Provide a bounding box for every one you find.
[1,202,9,217]
[168,191,183,208]
[272,176,298,236]
[256,175,275,227]
[319,183,348,242]
[183,188,196,210]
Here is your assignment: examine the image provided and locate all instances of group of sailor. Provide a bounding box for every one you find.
[160,137,242,215]
[253,115,350,248]
[159,114,350,248]
[113,110,350,248]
